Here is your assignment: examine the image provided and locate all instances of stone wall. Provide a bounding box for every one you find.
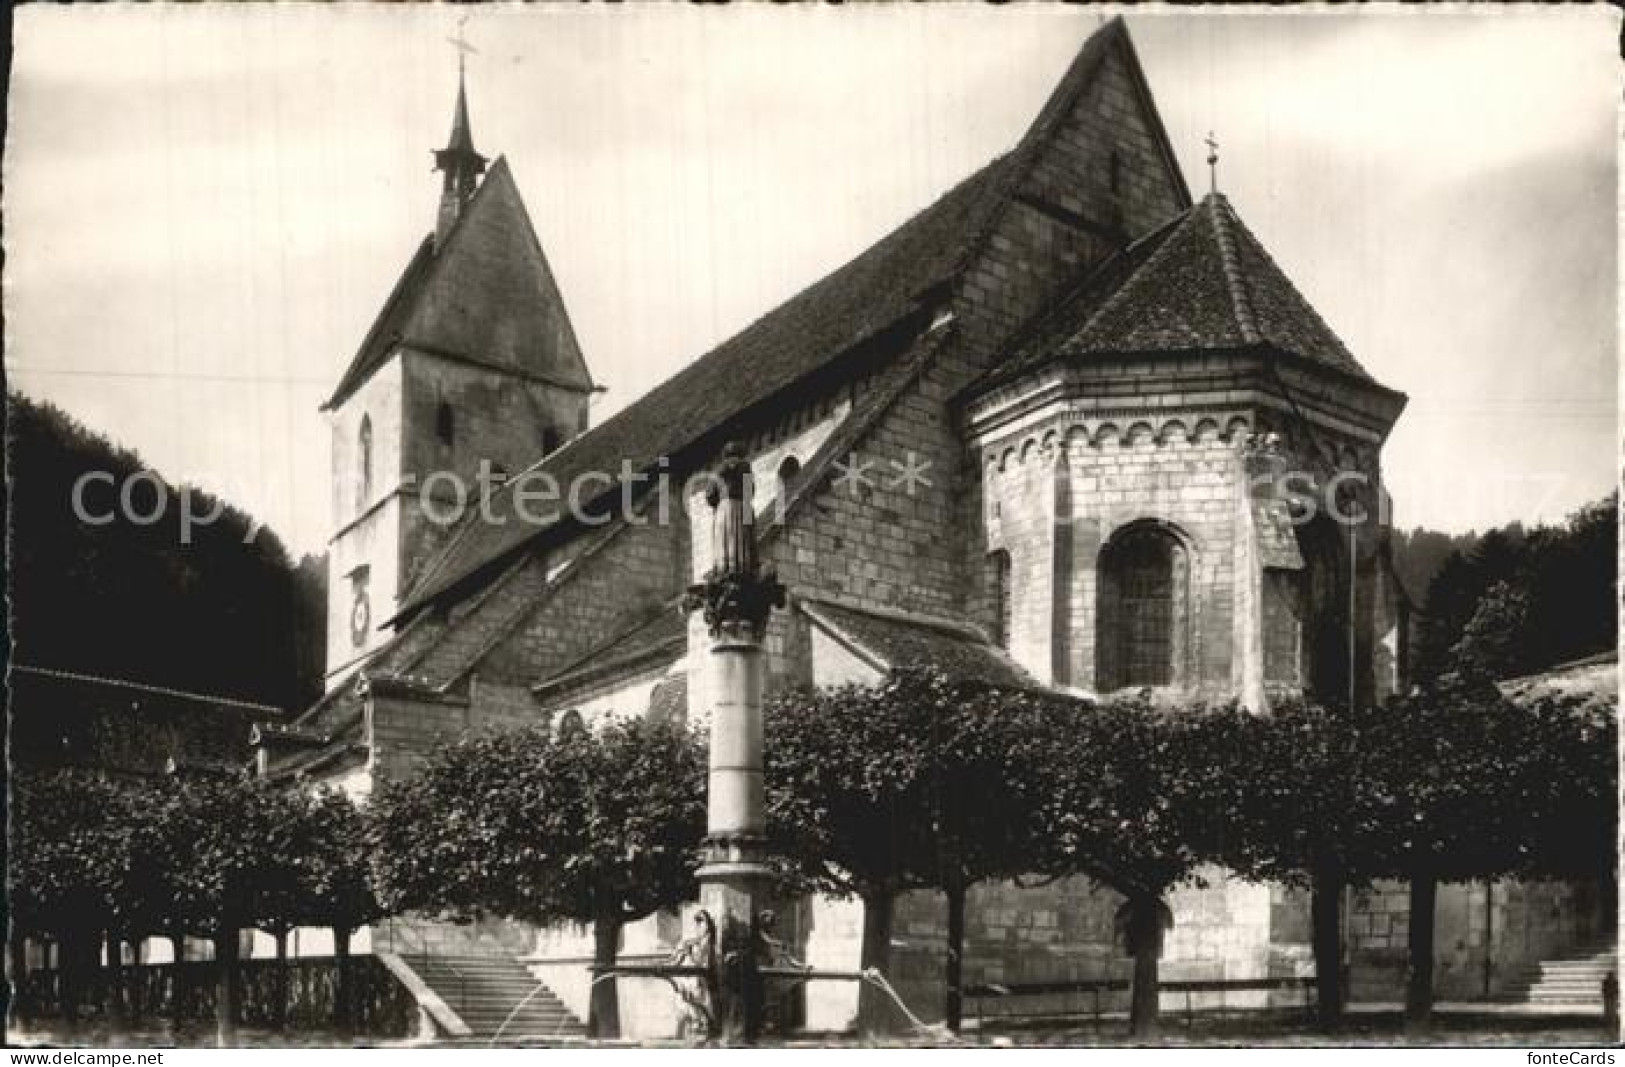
[980,415,1249,695]
[951,38,1187,361]
[1348,877,1609,1002]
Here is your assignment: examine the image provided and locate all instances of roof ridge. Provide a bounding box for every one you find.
[1206,194,1261,345]
[398,159,1006,614]
[1070,204,1202,344]
[11,664,287,714]
[323,158,511,411]
[1217,197,1364,372]
[797,591,993,645]
[942,18,1188,291]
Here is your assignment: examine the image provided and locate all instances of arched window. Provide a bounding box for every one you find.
[988,549,1013,650]
[777,455,801,496]
[435,401,455,447]
[1096,523,1189,691]
[356,415,373,512]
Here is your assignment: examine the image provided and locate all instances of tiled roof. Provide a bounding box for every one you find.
[393,17,1192,619]
[323,157,592,411]
[1004,193,1375,382]
[800,597,1034,690]
[399,155,1017,614]
[532,607,688,697]
[10,664,278,776]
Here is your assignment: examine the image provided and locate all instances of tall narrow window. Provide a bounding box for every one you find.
[988,549,1013,650]
[436,401,455,447]
[1109,151,1122,194]
[356,415,373,512]
[1097,523,1187,691]
[541,427,561,456]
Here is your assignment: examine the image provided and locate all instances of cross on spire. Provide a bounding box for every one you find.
[449,14,477,80]
[433,15,487,250]
[1205,131,1220,195]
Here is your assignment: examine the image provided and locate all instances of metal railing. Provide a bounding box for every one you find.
[965,975,1318,1032]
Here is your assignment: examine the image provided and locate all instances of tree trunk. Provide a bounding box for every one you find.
[943,878,967,1034]
[9,930,29,1020]
[332,926,353,1034]
[170,933,187,1025]
[1405,869,1438,1034]
[59,929,81,1025]
[124,935,143,1019]
[857,890,897,1037]
[106,929,127,1024]
[214,924,242,1047]
[587,913,623,1040]
[273,929,290,1031]
[1310,866,1346,1030]
[1127,893,1165,1039]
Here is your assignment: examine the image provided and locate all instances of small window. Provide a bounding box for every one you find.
[777,455,801,495]
[436,401,455,447]
[988,549,1012,650]
[541,427,562,456]
[356,415,373,511]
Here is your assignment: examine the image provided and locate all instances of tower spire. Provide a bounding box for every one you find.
[433,22,487,250]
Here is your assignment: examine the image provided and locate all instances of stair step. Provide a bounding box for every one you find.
[393,950,585,1037]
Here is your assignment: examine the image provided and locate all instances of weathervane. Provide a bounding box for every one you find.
[1205,131,1220,194]
[449,14,477,78]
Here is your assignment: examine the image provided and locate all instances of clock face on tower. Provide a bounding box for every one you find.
[350,587,371,648]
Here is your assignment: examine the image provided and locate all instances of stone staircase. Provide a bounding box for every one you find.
[1501,939,1617,1009]
[410,952,586,1040]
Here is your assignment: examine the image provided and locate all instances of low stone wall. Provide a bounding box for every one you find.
[10,957,416,1037]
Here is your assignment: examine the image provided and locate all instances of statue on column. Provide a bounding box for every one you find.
[685,441,785,639]
[707,442,755,579]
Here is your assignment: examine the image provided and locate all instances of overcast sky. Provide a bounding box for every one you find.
[7,5,1617,555]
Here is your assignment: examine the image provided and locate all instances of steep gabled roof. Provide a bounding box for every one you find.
[323,156,592,411]
[397,154,1017,615]
[394,16,1190,618]
[1005,193,1376,381]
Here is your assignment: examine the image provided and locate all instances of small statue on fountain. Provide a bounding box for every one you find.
[669,910,719,1039]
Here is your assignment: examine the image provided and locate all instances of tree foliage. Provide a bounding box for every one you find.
[7,391,327,708]
[368,714,706,1036]
[1410,494,1615,683]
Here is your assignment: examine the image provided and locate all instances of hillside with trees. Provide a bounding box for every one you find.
[6,392,326,709]
[1397,494,1615,683]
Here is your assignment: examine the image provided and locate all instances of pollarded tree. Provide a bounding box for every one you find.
[9,768,130,1021]
[369,716,706,1038]
[924,678,1066,1034]
[1027,696,1255,1038]
[157,768,304,1045]
[1362,680,1537,1033]
[297,789,385,1031]
[1215,699,1390,1029]
[765,671,975,1035]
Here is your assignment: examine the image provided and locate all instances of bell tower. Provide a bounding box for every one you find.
[322,72,596,688]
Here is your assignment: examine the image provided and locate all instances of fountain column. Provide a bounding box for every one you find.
[684,441,784,1043]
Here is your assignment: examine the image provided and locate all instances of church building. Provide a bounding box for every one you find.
[255,19,1593,1037]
